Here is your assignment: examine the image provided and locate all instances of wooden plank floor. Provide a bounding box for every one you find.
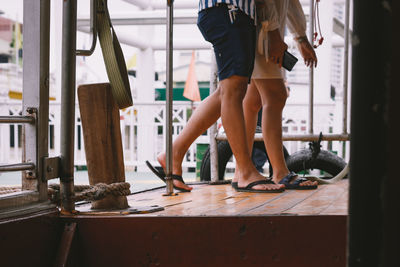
[115,179,348,216]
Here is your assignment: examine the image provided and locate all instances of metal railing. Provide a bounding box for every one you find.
[0,108,37,174]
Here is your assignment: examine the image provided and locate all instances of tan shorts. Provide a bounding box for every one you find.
[252,49,284,79]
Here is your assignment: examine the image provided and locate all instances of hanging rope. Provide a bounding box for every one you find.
[312,0,324,48]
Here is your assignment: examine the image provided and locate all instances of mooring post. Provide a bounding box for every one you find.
[78,83,128,209]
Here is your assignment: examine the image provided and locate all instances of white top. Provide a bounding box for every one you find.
[198,0,256,22]
[252,0,307,79]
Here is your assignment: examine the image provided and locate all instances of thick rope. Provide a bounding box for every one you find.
[48,182,131,204]
[0,186,21,195]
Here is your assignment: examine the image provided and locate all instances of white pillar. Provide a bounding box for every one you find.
[136,46,156,171]
[313,0,334,104]
[50,0,63,103]
[50,0,63,159]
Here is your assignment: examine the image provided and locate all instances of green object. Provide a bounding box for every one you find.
[97,0,133,109]
[155,88,210,101]
[196,144,209,180]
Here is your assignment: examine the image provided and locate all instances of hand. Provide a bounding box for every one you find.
[297,38,318,68]
[268,29,288,68]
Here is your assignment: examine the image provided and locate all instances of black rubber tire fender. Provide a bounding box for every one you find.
[286,149,347,178]
[199,140,289,181]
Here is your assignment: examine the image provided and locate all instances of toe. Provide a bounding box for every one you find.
[174,180,193,191]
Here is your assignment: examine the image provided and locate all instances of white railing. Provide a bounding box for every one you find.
[0,101,342,171]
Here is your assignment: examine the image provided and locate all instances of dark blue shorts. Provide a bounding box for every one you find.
[197,5,256,81]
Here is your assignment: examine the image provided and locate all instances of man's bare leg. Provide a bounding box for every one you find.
[233,81,261,182]
[157,88,222,191]
[220,75,283,191]
[254,79,317,187]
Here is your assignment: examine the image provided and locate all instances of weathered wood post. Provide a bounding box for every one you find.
[78,83,128,209]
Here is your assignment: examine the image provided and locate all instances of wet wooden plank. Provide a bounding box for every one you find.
[204,192,285,216]
[285,180,348,215]
[156,185,235,215]
[76,180,349,216]
[243,188,319,215]
[321,186,348,215]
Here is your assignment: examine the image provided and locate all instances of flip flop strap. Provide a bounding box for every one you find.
[280,172,309,188]
[279,172,297,184]
[245,179,273,189]
[171,174,185,184]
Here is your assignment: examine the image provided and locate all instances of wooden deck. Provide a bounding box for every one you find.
[67,180,348,266]
[77,179,348,216]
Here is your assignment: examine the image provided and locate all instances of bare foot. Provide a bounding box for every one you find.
[237,169,285,191]
[157,153,193,191]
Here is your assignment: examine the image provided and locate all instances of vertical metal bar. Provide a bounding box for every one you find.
[342,0,350,134]
[209,52,219,183]
[308,0,314,134]
[54,222,77,267]
[60,0,77,211]
[22,0,50,200]
[76,0,97,56]
[165,0,174,195]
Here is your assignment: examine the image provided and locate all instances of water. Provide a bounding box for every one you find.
[0,170,198,193]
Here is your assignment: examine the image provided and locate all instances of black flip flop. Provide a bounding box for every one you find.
[145,160,191,192]
[278,172,318,190]
[231,182,238,189]
[235,179,284,193]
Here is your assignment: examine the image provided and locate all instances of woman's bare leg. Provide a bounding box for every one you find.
[254,78,317,187]
[157,88,222,191]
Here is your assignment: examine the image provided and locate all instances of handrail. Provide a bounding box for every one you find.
[0,163,35,172]
[76,0,97,56]
[216,133,350,142]
[0,116,35,124]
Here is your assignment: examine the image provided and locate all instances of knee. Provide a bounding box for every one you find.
[264,92,287,111]
[244,97,262,114]
[220,76,248,101]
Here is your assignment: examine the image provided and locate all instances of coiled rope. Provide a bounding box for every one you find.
[48,182,131,204]
[0,182,131,204]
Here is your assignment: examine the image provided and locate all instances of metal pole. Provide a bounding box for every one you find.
[22,0,50,199]
[209,51,219,183]
[0,163,35,172]
[216,133,350,142]
[342,0,350,134]
[308,0,314,134]
[165,0,174,195]
[0,116,35,124]
[60,0,77,212]
[76,0,97,56]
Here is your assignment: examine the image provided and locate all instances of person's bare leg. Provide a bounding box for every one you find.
[255,78,317,187]
[233,80,262,183]
[157,88,222,191]
[220,75,283,191]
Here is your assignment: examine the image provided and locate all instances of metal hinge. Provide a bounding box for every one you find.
[42,156,61,181]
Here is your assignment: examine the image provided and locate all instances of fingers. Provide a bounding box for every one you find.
[278,55,283,68]
[269,56,278,65]
[269,53,284,67]
[304,54,318,68]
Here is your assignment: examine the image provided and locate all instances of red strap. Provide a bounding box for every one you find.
[312,0,324,48]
